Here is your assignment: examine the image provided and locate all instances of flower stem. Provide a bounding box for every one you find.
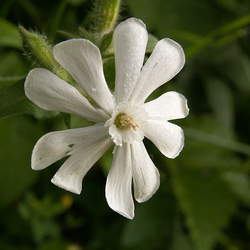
[49,0,68,41]
[185,128,250,156]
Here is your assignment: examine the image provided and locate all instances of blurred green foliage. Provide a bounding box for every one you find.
[0,0,250,249]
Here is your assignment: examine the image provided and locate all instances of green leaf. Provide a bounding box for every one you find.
[0,81,29,118]
[217,0,250,14]
[171,220,193,250]
[183,116,250,158]
[122,193,176,249]
[0,116,45,207]
[222,172,250,206]
[186,14,250,57]
[19,193,72,243]
[205,78,234,131]
[185,128,250,156]
[38,240,67,250]
[220,45,250,93]
[0,52,28,86]
[0,81,57,120]
[126,0,228,39]
[0,18,21,48]
[170,166,238,250]
[0,52,27,90]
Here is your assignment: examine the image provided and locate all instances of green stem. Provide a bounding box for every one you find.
[0,75,26,82]
[185,128,250,156]
[214,14,250,36]
[57,30,77,39]
[49,0,68,41]
[187,14,250,57]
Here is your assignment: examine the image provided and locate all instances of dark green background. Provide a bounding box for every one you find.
[0,0,250,249]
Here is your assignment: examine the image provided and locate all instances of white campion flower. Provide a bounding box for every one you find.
[24,18,189,219]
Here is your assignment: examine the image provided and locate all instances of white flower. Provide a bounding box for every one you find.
[24,18,189,219]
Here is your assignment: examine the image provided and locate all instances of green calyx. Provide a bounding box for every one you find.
[19,26,96,105]
[19,26,74,85]
[89,0,121,35]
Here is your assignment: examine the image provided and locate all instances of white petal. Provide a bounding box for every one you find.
[25,68,108,122]
[32,124,108,170]
[113,18,148,103]
[143,120,184,159]
[130,38,185,104]
[108,124,144,146]
[144,91,189,120]
[105,144,134,219]
[131,141,160,202]
[53,39,114,113]
[51,137,112,194]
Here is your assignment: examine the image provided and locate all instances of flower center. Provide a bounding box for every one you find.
[114,112,138,130]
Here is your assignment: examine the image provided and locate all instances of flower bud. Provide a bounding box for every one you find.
[19,26,74,85]
[91,0,121,35]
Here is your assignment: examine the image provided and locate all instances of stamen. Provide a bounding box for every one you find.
[114,112,138,130]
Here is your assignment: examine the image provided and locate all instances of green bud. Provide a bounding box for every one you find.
[19,26,74,85]
[19,26,97,106]
[90,0,121,35]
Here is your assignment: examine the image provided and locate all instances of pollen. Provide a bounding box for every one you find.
[114,112,138,130]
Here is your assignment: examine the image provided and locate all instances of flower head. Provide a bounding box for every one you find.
[25,17,189,219]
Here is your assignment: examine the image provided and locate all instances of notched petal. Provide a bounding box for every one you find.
[145,91,189,121]
[25,68,108,122]
[105,144,134,219]
[51,137,112,195]
[130,38,185,103]
[114,18,148,103]
[31,124,109,170]
[143,120,185,159]
[53,39,114,113]
[131,142,160,203]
